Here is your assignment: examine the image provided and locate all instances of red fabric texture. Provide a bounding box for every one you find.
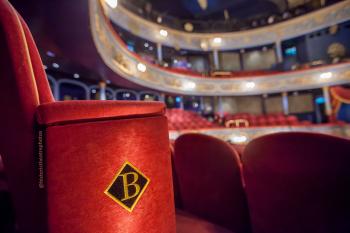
[166,109,221,130]
[242,132,350,233]
[0,1,176,232]
[330,86,350,101]
[19,15,54,104]
[173,134,251,233]
[37,100,165,125]
[230,144,245,157]
[0,1,52,232]
[45,116,175,233]
[176,210,234,233]
[169,143,182,209]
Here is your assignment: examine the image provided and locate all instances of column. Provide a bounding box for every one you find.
[218,96,224,117]
[282,92,289,115]
[179,97,184,109]
[157,43,163,63]
[323,86,332,119]
[275,40,283,63]
[99,81,106,100]
[261,94,267,115]
[199,96,205,112]
[160,93,165,102]
[213,50,220,70]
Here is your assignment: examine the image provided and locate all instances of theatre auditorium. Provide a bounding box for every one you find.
[1,0,350,232]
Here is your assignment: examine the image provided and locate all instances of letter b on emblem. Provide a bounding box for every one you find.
[105,162,150,212]
[120,172,141,201]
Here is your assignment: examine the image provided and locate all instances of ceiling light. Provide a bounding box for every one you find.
[91,89,97,94]
[159,29,168,37]
[46,51,55,57]
[213,37,222,45]
[198,0,208,10]
[105,0,118,8]
[230,135,248,144]
[267,16,275,24]
[200,40,209,50]
[137,63,147,72]
[182,80,196,90]
[52,63,60,69]
[246,81,255,88]
[320,72,332,79]
[184,22,194,32]
[144,42,149,48]
[73,73,80,79]
[282,12,290,19]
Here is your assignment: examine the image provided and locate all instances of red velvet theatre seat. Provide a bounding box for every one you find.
[173,133,251,233]
[242,132,350,233]
[0,1,175,233]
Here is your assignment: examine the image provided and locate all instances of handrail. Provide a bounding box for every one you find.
[169,123,350,143]
[90,0,350,96]
[103,0,350,51]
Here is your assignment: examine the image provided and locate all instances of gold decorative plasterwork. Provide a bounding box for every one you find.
[103,0,350,51]
[90,0,350,96]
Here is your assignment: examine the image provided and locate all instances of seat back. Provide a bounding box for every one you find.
[173,133,251,233]
[243,132,350,233]
[0,1,53,232]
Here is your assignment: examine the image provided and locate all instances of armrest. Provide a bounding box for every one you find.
[43,101,175,232]
[36,100,165,126]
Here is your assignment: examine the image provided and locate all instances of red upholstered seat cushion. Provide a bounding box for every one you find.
[230,144,245,158]
[174,134,251,233]
[176,210,234,233]
[36,100,165,125]
[242,132,350,233]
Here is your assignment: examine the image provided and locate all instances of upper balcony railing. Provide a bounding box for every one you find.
[90,0,350,96]
[103,0,350,51]
[119,0,340,33]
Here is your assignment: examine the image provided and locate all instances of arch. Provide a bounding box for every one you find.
[57,79,90,100]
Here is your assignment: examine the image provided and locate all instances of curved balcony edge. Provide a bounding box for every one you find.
[90,0,350,96]
[103,0,350,51]
[169,124,350,143]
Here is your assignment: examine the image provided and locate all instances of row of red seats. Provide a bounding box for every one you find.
[172,133,350,233]
[223,113,311,127]
[166,109,220,130]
